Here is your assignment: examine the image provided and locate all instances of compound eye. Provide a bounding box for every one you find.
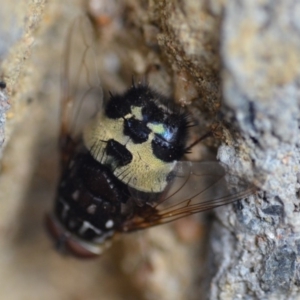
[44,214,101,259]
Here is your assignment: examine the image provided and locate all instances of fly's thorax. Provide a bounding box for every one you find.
[83,85,190,194]
[83,110,178,193]
[83,112,128,161]
[113,134,177,193]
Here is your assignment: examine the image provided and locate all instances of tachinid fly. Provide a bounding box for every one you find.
[46,16,255,258]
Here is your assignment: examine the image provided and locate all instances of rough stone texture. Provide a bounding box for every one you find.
[1,0,300,299]
[0,88,9,150]
[0,0,46,153]
[212,0,300,299]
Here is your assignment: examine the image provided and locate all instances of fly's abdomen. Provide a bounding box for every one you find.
[48,149,132,257]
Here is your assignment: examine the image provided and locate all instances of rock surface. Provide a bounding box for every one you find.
[0,0,299,300]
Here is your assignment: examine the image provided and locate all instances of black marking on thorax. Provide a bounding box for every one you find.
[105,85,190,163]
[106,139,133,167]
[123,117,151,143]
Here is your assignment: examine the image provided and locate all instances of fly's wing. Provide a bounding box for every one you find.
[123,161,256,230]
[60,15,103,168]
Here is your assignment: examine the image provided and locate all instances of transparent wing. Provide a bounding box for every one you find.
[123,161,256,230]
[60,15,103,166]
